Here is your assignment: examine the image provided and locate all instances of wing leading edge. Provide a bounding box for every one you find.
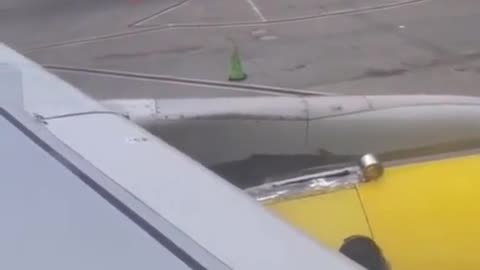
[0,43,362,270]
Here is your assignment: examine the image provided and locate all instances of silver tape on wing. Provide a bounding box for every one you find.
[245,154,383,203]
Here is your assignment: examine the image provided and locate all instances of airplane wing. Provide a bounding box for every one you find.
[0,43,363,270]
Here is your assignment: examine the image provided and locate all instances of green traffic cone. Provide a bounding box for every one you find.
[228,47,247,81]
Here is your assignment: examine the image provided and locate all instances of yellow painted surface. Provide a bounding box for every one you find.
[358,154,480,270]
[267,189,371,249]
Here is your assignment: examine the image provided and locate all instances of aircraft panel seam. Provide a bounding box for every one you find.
[40,111,124,121]
[0,107,210,270]
[301,97,310,145]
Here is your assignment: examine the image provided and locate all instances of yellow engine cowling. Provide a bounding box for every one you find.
[267,154,480,270]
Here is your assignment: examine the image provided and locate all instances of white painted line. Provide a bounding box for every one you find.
[260,35,278,41]
[251,29,267,36]
[245,0,266,22]
[131,0,191,26]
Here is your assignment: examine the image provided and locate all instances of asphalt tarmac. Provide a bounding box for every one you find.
[2,0,480,98]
